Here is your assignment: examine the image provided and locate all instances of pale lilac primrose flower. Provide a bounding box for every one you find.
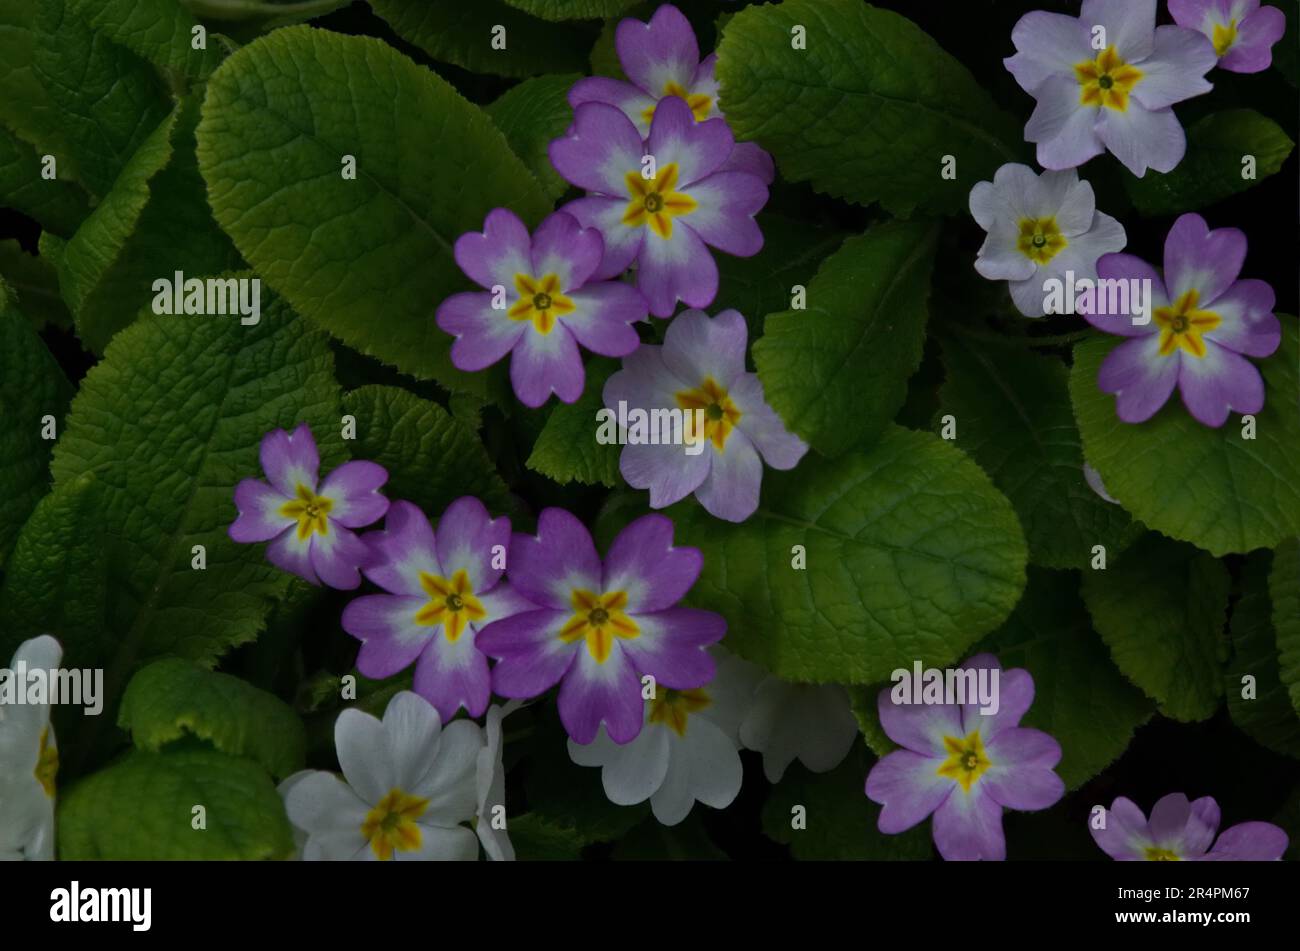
[568,647,762,826]
[603,309,807,522]
[476,509,726,745]
[230,423,389,589]
[865,653,1064,861]
[739,676,858,784]
[1080,213,1281,427]
[436,209,646,408]
[1091,792,1288,860]
[475,702,520,862]
[277,771,312,860]
[283,691,482,861]
[341,498,532,723]
[1170,0,1286,73]
[549,97,768,318]
[568,3,775,183]
[0,636,61,861]
[1005,0,1216,176]
[969,163,1126,317]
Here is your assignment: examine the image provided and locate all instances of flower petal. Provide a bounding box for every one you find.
[715,141,776,185]
[619,608,722,688]
[509,323,585,408]
[602,513,702,613]
[560,196,645,282]
[876,686,962,757]
[1091,796,1154,860]
[437,291,525,372]
[1219,5,1286,73]
[308,522,369,590]
[1097,333,1180,423]
[558,644,644,744]
[1096,100,1187,177]
[531,210,603,293]
[1025,74,1106,171]
[507,507,602,609]
[650,715,743,825]
[548,102,643,197]
[1131,25,1216,111]
[616,3,700,99]
[693,427,763,522]
[729,372,808,470]
[334,707,395,804]
[1163,213,1246,306]
[1175,338,1266,426]
[362,500,439,597]
[931,784,1006,861]
[452,207,533,292]
[319,460,389,529]
[981,729,1065,811]
[568,76,656,137]
[230,478,293,543]
[569,720,671,805]
[479,609,578,699]
[865,749,953,834]
[646,95,734,188]
[342,593,432,678]
[661,307,748,390]
[561,282,646,357]
[1204,279,1281,358]
[1004,10,1092,92]
[1081,0,1156,62]
[636,219,719,318]
[1079,251,1168,335]
[672,172,766,257]
[1204,821,1289,860]
[960,660,1034,742]
[414,633,492,723]
[260,423,319,497]
[434,496,510,596]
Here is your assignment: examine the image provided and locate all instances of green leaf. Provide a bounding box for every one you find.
[56,96,244,352]
[0,239,73,330]
[1123,111,1294,216]
[762,744,932,860]
[58,745,293,860]
[1070,321,1300,556]
[67,0,225,81]
[196,26,551,396]
[0,303,71,568]
[978,568,1153,788]
[1272,538,1300,717]
[526,357,620,487]
[342,385,512,515]
[0,0,172,198]
[119,658,306,779]
[613,813,728,860]
[1080,534,1228,722]
[49,289,346,688]
[486,73,581,202]
[510,813,586,860]
[938,333,1141,570]
[1226,552,1300,758]
[672,425,1028,684]
[715,0,1021,216]
[503,0,639,20]
[369,0,592,78]
[0,126,91,236]
[752,221,937,457]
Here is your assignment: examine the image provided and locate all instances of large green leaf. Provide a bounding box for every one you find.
[1124,110,1294,217]
[0,303,71,568]
[486,73,581,202]
[1272,538,1300,717]
[671,425,1027,684]
[58,744,293,860]
[526,357,620,487]
[67,0,225,81]
[197,26,551,396]
[1080,534,1228,722]
[938,333,1141,569]
[369,0,592,78]
[1226,552,1300,758]
[0,240,72,330]
[1070,321,1300,556]
[752,221,937,457]
[503,0,639,20]
[119,658,306,779]
[342,385,512,515]
[715,0,1021,216]
[0,126,91,236]
[979,568,1153,788]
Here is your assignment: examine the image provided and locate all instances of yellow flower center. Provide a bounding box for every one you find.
[641,81,713,126]
[415,569,486,642]
[1017,216,1067,264]
[35,727,58,798]
[675,377,741,451]
[648,687,711,737]
[936,731,992,794]
[1154,288,1221,359]
[279,484,334,540]
[1075,46,1143,110]
[509,273,574,335]
[622,163,698,240]
[559,589,639,663]
[360,788,430,861]
[1144,847,1181,861]
[1212,20,1238,56]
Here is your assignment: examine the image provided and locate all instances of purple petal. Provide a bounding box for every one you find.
[1175,339,1266,427]
[478,609,577,697]
[319,461,389,529]
[1025,74,1106,170]
[636,220,718,318]
[1220,5,1287,73]
[961,663,1035,742]
[661,307,748,390]
[266,525,318,585]
[677,172,766,257]
[437,291,526,373]
[308,523,369,590]
[531,211,602,294]
[230,478,293,543]
[1163,214,1246,306]
[729,373,808,471]
[1131,25,1216,111]
[452,207,532,292]
[1081,0,1157,61]
[1091,796,1155,860]
[362,500,439,597]
[560,196,645,282]
[931,784,1007,860]
[715,141,775,185]
[474,581,535,628]
[557,645,644,745]
[602,513,702,613]
[1096,101,1187,177]
[568,76,655,136]
[1004,11,1092,92]
[413,631,491,721]
[1079,252,1168,335]
[561,282,646,357]
[434,496,510,596]
[619,608,723,688]
[646,96,733,188]
[981,729,1064,811]
[507,507,602,610]
[509,324,585,408]
[548,102,643,197]
[1150,793,1219,857]
[694,428,762,523]
[877,686,962,756]
[342,593,432,678]
[1167,0,1217,29]
[1204,279,1281,357]
[1097,333,1180,423]
[260,423,319,497]
[865,750,953,834]
[616,3,700,99]
[1205,821,1289,860]
[618,440,711,510]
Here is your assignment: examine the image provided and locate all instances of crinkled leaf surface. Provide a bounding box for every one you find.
[526,357,620,487]
[486,73,582,202]
[67,0,225,81]
[0,240,73,330]
[1272,538,1300,717]
[0,127,91,237]
[1226,552,1300,758]
[503,0,639,21]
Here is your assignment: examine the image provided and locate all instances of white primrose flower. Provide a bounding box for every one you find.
[739,677,858,783]
[0,635,62,861]
[283,691,482,861]
[475,702,520,862]
[567,647,762,826]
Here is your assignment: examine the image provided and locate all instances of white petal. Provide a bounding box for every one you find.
[740,679,858,783]
[650,716,743,825]
[416,719,482,824]
[333,707,394,804]
[698,647,763,743]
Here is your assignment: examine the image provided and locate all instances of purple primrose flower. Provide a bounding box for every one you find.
[1170,0,1287,73]
[1091,792,1288,860]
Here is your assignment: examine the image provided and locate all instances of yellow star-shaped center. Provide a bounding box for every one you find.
[641,81,714,126]
[1075,46,1143,110]
[509,273,574,335]
[559,589,639,663]
[675,376,742,451]
[414,568,487,642]
[648,687,711,737]
[1212,20,1238,57]
[936,730,992,794]
[1017,216,1068,264]
[279,484,334,540]
[361,788,430,861]
[1154,288,1221,359]
[622,163,698,240]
